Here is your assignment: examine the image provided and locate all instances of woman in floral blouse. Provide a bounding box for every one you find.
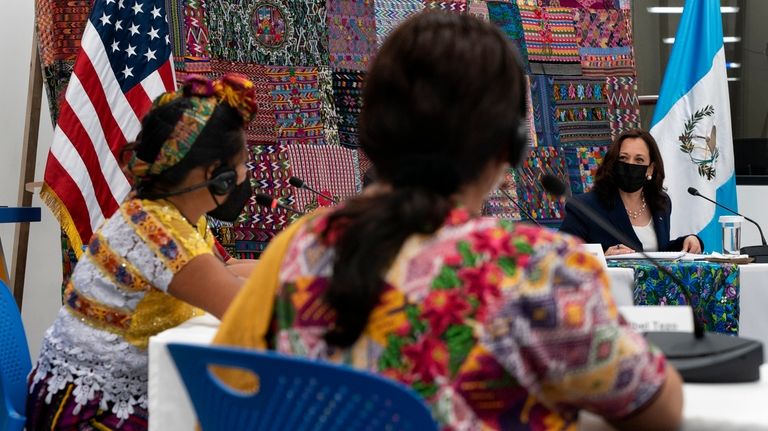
[214,12,683,430]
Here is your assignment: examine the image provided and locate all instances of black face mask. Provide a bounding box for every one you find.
[207,179,252,222]
[613,161,649,193]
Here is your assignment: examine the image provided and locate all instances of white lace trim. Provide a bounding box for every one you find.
[71,255,145,310]
[30,309,149,420]
[100,211,174,292]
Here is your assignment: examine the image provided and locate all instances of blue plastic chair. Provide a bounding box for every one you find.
[0,280,31,431]
[167,343,438,431]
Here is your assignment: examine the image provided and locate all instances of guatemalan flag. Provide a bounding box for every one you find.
[650,0,737,253]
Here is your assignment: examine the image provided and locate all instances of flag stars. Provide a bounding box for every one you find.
[118,0,125,9]
[99,12,112,26]
[125,44,137,57]
[132,1,143,14]
[148,27,159,40]
[150,6,162,19]
[106,0,116,3]
[165,34,170,45]
[128,22,140,36]
[122,65,134,78]
[144,48,157,62]
[111,40,120,52]
[115,19,123,30]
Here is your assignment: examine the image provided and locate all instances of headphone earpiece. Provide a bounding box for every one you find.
[208,166,237,196]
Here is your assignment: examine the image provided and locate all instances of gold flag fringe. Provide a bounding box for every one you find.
[40,183,85,258]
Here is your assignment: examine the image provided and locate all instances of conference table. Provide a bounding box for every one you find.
[606,262,768,349]
[148,315,768,431]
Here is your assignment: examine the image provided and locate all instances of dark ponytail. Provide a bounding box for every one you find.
[322,11,526,347]
[323,189,452,347]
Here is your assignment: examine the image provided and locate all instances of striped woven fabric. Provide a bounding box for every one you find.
[209,60,277,144]
[482,170,522,220]
[266,66,328,146]
[574,8,636,76]
[564,145,609,194]
[424,0,467,13]
[552,77,612,147]
[332,71,365,148]
[487,1,531,73]
[235,142,298,258]
[374,0,424,46]
[519,5,581,75]
[530,75,560,147]
[286,145,362,211]
[606,76,641,138]
[327,0,377,70]
[541,0,620,8]
[513,146,569,224]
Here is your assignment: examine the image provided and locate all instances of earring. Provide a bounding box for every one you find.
[647,175,652,180]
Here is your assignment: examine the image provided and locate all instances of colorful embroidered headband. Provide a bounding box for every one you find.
[126,73,257,180]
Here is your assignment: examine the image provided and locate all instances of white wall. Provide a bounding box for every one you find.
[737,186,768,249]
[0,2,63,360]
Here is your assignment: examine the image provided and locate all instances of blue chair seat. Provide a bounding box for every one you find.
[167,343,438,431]
[0,280,31,431]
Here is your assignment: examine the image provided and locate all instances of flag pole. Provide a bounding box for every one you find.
[11,29,44,310]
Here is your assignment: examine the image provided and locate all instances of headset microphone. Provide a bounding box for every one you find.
[149,169,237,199]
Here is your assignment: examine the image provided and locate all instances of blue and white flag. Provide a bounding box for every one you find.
[650,0,736,253]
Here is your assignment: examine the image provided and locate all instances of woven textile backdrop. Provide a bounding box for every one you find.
[35,0,639,269]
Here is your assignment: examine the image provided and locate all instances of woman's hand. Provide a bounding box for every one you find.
[605,244,635,256]
[682,235,702,253]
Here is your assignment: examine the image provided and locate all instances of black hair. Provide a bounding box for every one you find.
[126,97,245,199]
[321,11,527,348]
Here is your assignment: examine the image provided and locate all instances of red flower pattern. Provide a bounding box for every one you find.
[402,336,450,383]
[422,290,472,334]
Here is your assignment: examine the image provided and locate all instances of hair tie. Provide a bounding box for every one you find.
[130,74,257,184]
[214,73,258,123]
[183,75,216,98]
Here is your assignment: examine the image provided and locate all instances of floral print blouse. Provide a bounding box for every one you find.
[216,208,667,430]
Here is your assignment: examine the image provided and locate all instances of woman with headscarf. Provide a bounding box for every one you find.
[26,74,256,429]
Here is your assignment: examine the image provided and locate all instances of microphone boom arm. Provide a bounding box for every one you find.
[565,196,706,339]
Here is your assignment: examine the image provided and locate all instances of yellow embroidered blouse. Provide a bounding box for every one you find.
[29,198,213,419]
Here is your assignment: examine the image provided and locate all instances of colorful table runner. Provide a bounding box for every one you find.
[608,260,740,335]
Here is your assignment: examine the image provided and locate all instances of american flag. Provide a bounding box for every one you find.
[41,0,176,253]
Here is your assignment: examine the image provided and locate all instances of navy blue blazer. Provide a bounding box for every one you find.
[558,191,703,252]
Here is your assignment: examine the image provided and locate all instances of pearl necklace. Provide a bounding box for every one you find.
[626,195,647,220]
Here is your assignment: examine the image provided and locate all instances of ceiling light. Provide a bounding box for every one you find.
[727,77,740,82]
[726,62,741,69]
[663,36,741,44]
[647,6,739,14]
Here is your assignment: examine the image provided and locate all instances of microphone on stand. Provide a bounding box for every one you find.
[542,174,763,383]
[687,187,768,261]
[254,193,305,215]
[498,189,541,227]
[289,176,338,204]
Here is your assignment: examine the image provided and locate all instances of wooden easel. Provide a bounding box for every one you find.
[10,31,45,309]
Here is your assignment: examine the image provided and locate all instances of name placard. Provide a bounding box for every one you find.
[618,306,694,333]
[580,243,608,269]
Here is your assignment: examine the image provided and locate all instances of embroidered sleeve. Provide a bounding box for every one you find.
[122,200,213,291]
[481,230,666,419]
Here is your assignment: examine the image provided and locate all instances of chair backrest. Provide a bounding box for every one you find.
[0,280,31,431]
[168,343,438,431]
